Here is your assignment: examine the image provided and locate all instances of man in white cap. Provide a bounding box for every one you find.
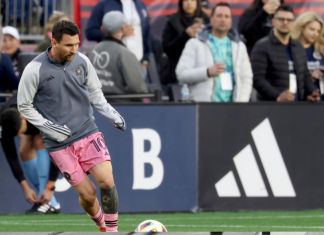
[0,26,19,98]
[88,11,148,101]
[2,26,22,78]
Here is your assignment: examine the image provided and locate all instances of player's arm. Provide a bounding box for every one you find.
[80,54,126,131]
[17,61,71,142]
[0,135,37,204]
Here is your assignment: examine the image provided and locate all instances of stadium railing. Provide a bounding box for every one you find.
[0,0,72,42]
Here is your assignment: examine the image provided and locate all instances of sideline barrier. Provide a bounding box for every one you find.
[1,103,324,213]
[198,103,324,210]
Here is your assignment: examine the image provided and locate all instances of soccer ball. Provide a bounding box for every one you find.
[135,219,168,232]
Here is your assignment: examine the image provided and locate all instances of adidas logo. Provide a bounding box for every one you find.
[215,118,296,198]
[46,75,55,82]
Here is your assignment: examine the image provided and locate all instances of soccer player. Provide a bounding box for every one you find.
[17,20,126,232]
[0,93,61,214]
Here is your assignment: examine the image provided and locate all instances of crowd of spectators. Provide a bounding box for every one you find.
[1,0,324,103]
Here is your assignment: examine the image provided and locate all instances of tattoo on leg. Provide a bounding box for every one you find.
[101,186,118,213]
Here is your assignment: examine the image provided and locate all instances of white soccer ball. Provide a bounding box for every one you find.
[135,219,168,232]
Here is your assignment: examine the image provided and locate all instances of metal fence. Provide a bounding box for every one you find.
[0,0,72,42]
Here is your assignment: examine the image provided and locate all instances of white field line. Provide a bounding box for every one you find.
[1,221,324,230]
[2,214,324,223]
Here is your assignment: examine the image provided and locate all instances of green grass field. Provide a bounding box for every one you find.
[1,210,324,232]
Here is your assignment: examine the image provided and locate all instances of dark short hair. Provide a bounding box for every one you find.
[274,4,294,16]
[211,2,231,17]
[0,108,21,137]
[52,20,79,43]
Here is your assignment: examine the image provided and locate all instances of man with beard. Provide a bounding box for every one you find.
[251,5,320,102]
[176,2,252,102]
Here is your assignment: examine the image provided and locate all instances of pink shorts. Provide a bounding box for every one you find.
[49,132,111,186]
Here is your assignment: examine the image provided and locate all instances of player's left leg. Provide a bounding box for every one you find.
[79,132,118,232]
[90,161,118,232]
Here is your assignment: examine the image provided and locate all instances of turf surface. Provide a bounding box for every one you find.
[1,210,324,232]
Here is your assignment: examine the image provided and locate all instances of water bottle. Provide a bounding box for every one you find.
[180,84,191,102]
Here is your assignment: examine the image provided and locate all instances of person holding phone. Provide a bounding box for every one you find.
[238,0,285,54]
[162,0,209,89]
[176,2,253,102]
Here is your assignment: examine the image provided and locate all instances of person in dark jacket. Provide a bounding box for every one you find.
[162,0,209,86]
[0,93,61,214]
[251,5,320,102]
[238,0,285,54]
[0,27,19,100]
[2,26,23,78]
[0,53,18,94]
[85,0,151,63]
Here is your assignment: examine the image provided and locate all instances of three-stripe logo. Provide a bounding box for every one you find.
[215,118,296,197]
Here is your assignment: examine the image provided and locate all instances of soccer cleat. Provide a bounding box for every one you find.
[46,204,61,214]
[38,203,61,214]
[25,203,61,215]
[25,203,42,214]
[98,226,107,232]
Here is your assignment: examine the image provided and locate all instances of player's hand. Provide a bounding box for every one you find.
[114,114,126,131]
[106,108,126,131]
[38,189,53,204]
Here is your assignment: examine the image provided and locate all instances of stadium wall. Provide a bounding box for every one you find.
[1,103,324,214]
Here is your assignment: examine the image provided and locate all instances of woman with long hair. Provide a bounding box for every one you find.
[291,11,324,100]
[162,0,209,87]
[238,0,285,54]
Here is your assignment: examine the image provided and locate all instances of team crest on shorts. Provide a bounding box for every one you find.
[63,172,71,182]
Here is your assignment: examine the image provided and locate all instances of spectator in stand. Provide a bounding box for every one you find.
[0,26,19,99]
[238,0,285,54]
[88,11,148,101]
[35,11,69,52]
[251,5,320,102]
[291,12,324,100]
[2,26,22,78]
[176,2,252,102]
[85,0,151,65]
[162,0,209,89]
